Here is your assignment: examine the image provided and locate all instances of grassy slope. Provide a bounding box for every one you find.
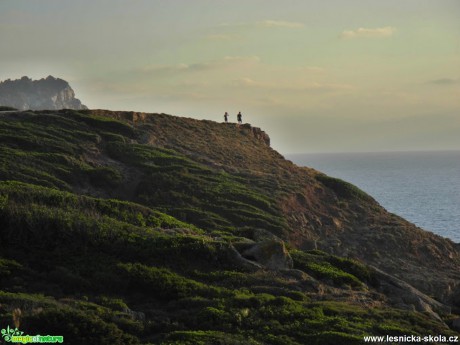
[0,106,17,111]
[0,110,458,344]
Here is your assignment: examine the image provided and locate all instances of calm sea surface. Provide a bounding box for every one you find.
[287,151,460,243]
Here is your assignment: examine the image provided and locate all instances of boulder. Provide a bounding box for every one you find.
[224,243,263,272]
[371,266,450,322]
[242,239,293,270]
[451,318,460,332]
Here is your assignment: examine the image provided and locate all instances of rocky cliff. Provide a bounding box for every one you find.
[0,109,459,343]
[82,110,460,303]
[0,76,87,111]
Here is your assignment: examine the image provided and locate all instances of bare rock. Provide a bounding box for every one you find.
[224,243,263,272]
[0,76,87,110]
[451,318,460,332]
[122,307,146,321]
[371,266,450,322]
[242,239,293,270]
[240,123,270,146]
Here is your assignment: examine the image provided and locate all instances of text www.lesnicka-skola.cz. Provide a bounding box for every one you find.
[364,335,459,343]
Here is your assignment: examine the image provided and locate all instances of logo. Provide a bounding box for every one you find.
[1,326,64,344]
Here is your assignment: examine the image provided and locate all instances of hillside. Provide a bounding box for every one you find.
[1,109,459,344]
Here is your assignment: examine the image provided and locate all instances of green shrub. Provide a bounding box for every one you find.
[24,308,140,345]
[117,263,209,300]
[315,174,372,201]
[291,250,364,288]
[163,330,259,345]
[329,256,377,286]
[0,193,7,210]
[68,112,135,137]
[87,167,123,188]
[0,258,22,275]
[304,331,362,345]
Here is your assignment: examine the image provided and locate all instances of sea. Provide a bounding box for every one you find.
[287,151,460,243]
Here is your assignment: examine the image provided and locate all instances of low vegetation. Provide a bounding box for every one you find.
[0,110,457,344]
[0,106,17,111]
[314,174,373,202]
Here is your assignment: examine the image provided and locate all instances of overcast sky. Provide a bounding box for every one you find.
[1,0,459,153]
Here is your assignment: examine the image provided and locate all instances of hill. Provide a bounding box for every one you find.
[0,76,87,111]
[0,109,459,344]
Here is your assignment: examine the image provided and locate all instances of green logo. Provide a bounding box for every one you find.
[1,326,63,344]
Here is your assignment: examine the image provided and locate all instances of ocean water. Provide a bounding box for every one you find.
[287,151,460,243]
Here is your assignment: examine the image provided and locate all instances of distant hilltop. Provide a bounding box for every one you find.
[0,75,87,111]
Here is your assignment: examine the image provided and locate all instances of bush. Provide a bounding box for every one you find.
[117,263,210,300]
[24,308,140,345]
[304,331,362,345]
[0,258,22,277]
[315,174,372,201]
[162,330,259,345]
[291,250,365,288]
[87,167,123,188]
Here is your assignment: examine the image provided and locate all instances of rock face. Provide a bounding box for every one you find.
[240,123,270,146]
[0,76,87,111]
[242,239,294,270]
[371,266,451,322]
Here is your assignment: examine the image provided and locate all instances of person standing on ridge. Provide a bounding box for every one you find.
[237,111,242,125]
[224,112,229,123]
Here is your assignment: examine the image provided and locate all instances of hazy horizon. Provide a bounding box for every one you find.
[1,0,459,154]
[285,148,460,155]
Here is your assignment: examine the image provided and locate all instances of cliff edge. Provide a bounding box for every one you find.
[83,110,460,303]
[1,109,459,343]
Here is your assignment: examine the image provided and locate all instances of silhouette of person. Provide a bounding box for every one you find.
[224,112,229,123]
[237,111,242,125]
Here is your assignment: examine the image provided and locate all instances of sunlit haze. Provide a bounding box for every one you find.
[1,0,459,153]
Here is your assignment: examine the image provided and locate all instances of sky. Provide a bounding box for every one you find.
[1,0,459,154]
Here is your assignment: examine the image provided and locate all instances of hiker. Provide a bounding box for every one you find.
[224,112,229,123]
[237,111,242,125]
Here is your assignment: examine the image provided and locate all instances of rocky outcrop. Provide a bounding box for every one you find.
[241,239,293,270]
[451,318,460,332]
[121,307,146,321]
[240,124,270,146]
[224,243,264,272]
[371,266,451,322]
[14,108,458,309]
[250,127,270,147]
[89,109,148,124]
[228,228,294,270]
[0,76,87,111]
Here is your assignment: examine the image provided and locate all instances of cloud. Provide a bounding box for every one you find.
[220,56,261,64]
[340,26,396,39]
[188,56,261,71]
[428,78,459,85]
[233,77,353,92]
[139,56,261,75]
[233,78,272,88]
[217,20,304,30]
[256,20,304,29]
[139,63,189,73]
[303,66,324,73]
[205,34,241,41]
